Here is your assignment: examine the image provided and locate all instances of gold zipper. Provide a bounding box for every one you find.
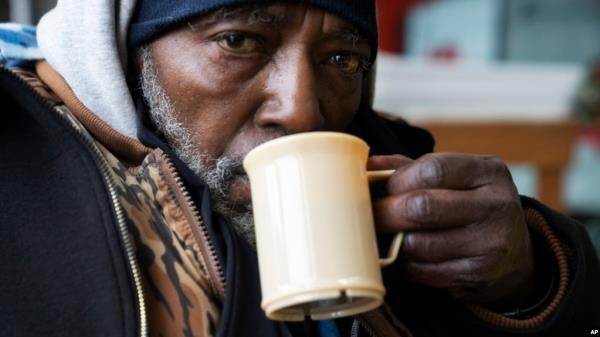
[3,67,148,337]
[103,158,149,337]
[357,317,379,337]
[156,151,226,299]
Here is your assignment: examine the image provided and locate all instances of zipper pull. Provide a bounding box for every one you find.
[350,318,360,337]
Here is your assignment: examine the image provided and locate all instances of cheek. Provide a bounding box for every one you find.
[158,45,245,109]
[150,42,258,158]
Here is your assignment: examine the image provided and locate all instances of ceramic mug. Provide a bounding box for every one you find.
[243,132,403,321]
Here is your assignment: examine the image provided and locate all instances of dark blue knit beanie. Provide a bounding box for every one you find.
[128,0,378,57]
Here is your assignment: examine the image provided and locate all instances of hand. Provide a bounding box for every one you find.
[369,153,536,306]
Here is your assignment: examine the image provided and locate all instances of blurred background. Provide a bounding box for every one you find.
[0,0,54,24]
[2,0,599,254]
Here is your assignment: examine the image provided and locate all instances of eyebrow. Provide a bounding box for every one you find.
[188,5,369,48]
[189,5,286,30]
[324,26,365,45]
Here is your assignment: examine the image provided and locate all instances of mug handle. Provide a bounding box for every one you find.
[367,170,404,268]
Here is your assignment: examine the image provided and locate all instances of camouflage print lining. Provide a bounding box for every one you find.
[100,145,220,337]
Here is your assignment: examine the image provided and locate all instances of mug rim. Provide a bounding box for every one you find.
[243,131,369,169]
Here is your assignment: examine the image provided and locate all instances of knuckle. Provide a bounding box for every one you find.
[401,233,417,254]
[459,258,489,289]
[419,155,448,186]
[402,233,433,259]
[406,191,437,223]
[484,155,511,178]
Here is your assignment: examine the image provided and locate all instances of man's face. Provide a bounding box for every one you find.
[139,4,371,243]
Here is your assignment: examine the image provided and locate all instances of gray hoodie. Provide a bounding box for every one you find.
[37,0,138,139]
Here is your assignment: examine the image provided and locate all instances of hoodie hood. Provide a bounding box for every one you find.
[37,0,139,139]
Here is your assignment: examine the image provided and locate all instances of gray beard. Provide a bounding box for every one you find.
[138,47,256,247]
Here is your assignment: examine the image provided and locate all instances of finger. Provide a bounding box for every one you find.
[400,257,491,292]
[400,227,484,263]
[367,155,413,171]
[387,153,510,194]
[373,189,497,232]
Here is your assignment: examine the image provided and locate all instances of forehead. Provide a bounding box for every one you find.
[191,3,367,42]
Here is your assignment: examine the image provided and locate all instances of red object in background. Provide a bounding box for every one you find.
[580,127,600,152]
[377,0,431,53]
[429,44,460,61]
[582,57,600,150]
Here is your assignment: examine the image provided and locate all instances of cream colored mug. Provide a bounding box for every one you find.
[243,132,404,321]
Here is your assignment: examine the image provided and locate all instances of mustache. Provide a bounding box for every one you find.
[210,157,244,182]
[227,127,289,166]
[203,155,251,198]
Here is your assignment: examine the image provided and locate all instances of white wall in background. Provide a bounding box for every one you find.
[373,53,584,123]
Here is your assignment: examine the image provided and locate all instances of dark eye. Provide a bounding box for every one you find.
[216,33,262,54]
[328,53,366,74]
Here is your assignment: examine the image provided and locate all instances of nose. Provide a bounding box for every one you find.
[254,49,324,134]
